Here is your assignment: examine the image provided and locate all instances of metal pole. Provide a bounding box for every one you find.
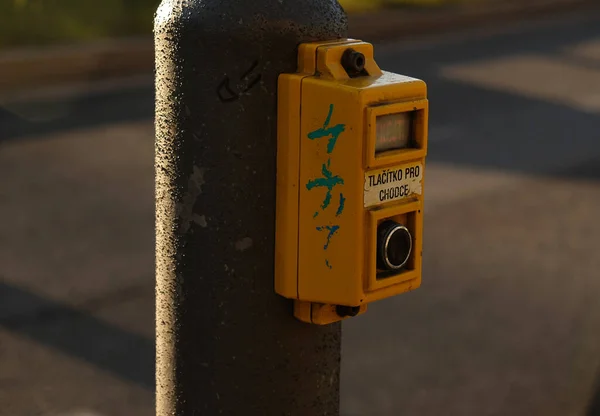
[154,1,348,414]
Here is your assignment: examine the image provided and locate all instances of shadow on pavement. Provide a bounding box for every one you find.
[423,76,600,180]
[0,86,153,142]
[0,281,154,390]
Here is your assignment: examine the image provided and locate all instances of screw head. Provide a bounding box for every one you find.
[341,49,366,76]
[336,305,361,318]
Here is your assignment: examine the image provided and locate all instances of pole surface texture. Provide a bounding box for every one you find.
[154,1,348,414]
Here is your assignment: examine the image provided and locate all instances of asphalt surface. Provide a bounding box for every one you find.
[1,8,600,416]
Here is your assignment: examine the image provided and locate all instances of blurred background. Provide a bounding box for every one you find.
[1,0,600,415]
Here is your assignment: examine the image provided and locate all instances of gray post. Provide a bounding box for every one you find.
[154,0,348,414]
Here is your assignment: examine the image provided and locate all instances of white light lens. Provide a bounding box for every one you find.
[375,112,412,153]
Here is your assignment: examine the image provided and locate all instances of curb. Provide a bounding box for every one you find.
[0,0,595,94]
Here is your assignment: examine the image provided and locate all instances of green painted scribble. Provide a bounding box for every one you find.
[307,104,346,154]
[316,225,340,250]
[336,193,346,217]
[307,104,347,269]
[306,159,344,214]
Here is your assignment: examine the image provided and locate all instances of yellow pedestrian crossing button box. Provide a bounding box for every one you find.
[275,39,428,325]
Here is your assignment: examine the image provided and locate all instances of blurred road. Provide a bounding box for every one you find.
[2,7,600,416]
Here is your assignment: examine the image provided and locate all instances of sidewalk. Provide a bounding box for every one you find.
[0,0,595,95]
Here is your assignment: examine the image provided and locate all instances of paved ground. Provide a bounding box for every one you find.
[1,7,600,416]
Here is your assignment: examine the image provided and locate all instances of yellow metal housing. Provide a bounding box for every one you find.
[276,39,428,324]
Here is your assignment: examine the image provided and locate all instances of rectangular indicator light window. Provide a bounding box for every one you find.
[375,112,413,154]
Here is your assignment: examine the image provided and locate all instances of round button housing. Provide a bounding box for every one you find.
[377,220,412,271]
